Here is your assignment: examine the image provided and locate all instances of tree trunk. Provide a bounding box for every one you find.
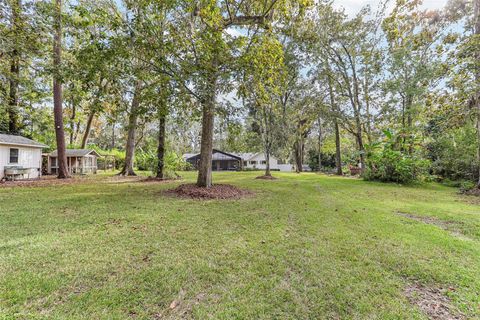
[196,55,218,188]
[81,111,95,148]
[53,0,69,179]
[156,113,166,179]
[265,150,271,177]
[406,94,414,155]
[69,93,76,146]
[8,0,21,134]
[196,101,215,187]
[294,139,303,173]
[327,69,342,175]
[475,0,480,187]
[357,132,365,174]
[119,82,141,176]
[317,116,322,172]
[334,119,342,175]
[353,108,365,174]
[111,122,116,149]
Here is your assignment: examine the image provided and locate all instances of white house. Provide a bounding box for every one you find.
[47,149,100,175]
[238,152,294,172]
[0,134,47,180]
[183,150,295,172]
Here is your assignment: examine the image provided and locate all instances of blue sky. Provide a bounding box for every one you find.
[337,0,449,16]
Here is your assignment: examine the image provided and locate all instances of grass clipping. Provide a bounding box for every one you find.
[166,183,253,200]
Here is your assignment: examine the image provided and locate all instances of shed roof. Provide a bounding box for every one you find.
[50,149,101,157]
[185,149,242,161]
[0,134,48,148]
[182,153,197,160]
[237,153,258,161]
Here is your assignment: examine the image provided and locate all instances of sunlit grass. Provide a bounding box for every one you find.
[0,171,479,319]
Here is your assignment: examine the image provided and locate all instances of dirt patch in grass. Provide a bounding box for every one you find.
[165,183,253,200]
[0,176,88,188]
[405,282,466,320]
[140,176,181,183]
[255,175,278,180]
[154,290,216,320]
[395,211,468,240]
[463,187,480,197]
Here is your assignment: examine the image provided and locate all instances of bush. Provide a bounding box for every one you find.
[135,150,187,178]
[93,148,125,170]
[364,130,429,184]
[307,149,336,172]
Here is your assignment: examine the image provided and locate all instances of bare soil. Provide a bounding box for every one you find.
[255,175,278,180]
[463,187,480,197]
[405,282,465,320]
[396,212,458,230]
[140,176,181,183]
[395,211,469,239]
[0,175,87,188]
[165,183,253,200]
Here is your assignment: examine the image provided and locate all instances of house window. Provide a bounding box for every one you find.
[250,161,257,165]
[9,148,19,164]
[261,161,267,165]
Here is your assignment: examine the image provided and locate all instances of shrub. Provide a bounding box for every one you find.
[364,130,429,184]
[307,149,336,171]
[92,148,125,170]
[135,150,187,178]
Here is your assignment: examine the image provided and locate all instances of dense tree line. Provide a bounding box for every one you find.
[0,0,478,189]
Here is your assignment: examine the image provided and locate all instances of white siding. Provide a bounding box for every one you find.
[0,144,43,179]
[243,153,284,171]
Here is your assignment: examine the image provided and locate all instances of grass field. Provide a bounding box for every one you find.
[0,172,479,319]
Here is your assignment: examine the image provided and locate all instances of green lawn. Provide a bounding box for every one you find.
[1,172,479,319]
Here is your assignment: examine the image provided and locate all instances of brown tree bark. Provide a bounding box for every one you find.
[118,82,141,176]
[196,100,215,187]
[53,0,69,179]
[196,55,218,188]
[294,140,304,173]
[156,113,166,179]
[334,119,343,175]
[69,92,76,146]
[327,70,343,176]
[475,0,480,187]
[111,122,116,149]
[81,111,95,148]
[264,151,271,177]
[8,0,21,134]
[317,116,322,172]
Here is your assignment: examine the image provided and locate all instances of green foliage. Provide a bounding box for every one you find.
[135,150,187,177]
[307,149,336,172]
[426,121,478,183]
[91,148,125,170]
[364,130,429,184]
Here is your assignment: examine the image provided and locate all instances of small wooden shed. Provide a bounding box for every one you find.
[0,134,47,180]
[47,149,100,175]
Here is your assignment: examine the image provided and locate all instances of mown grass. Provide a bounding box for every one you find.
[0,172,479,319]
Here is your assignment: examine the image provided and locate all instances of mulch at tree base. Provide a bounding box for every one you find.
[404,282,466,320]
[165,183,253,200]
[255,175,278,180]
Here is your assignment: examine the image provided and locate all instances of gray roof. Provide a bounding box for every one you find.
[50,149,101,157]
[236,153,257,161]
[0,134,48,148]
[182,153,197,160]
